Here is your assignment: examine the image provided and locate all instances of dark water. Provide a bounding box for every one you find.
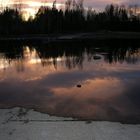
[0,41,140,124]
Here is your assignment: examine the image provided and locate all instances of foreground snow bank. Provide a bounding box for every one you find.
[0,108,140,140]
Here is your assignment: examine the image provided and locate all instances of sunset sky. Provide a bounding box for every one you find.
[1,0,140,8]
[0,0,140,19]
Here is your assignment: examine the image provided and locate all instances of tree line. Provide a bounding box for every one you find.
[0,0,140,35]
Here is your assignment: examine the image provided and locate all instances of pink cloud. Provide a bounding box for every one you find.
[4,0,140,10]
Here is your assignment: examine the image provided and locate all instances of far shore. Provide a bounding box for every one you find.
[0,31,140,43]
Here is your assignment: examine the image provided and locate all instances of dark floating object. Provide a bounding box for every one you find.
[93,55,101,60]
[77,85,82,88]
[86,120,92,124]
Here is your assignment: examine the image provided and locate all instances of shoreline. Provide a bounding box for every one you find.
[0,107,140,140]
[0,31,140,42]
[0,106,139,125]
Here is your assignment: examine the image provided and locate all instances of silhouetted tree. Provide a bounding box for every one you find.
[0,3,140,35]
[0,8,23,35]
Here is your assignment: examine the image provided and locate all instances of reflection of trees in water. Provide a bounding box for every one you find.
[34,42,85,69]
[30,42,140,67]
[0,41,139,71]
[103,47,140,64]
[125,48,140,64]
[0,44,25,72]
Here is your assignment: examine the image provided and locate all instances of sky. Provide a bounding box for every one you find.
[0,0,140,19]
[1,0,140,8]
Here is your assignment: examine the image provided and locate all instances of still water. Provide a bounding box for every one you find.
[0,41,140,123]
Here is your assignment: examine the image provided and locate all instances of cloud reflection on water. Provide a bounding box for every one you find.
[0,43,140,123]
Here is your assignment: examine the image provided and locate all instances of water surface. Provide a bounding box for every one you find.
[0,41,140,123]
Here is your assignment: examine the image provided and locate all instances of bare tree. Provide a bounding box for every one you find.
[52,0,57,10]
[65,0,72,11]
[77,0,84,11]
[72,0,77,11]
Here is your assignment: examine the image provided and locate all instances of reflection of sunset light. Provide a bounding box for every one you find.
[0,60,9,69]
[23,47,63,64]
[23,47,41,64]
[56,57,62,62]
[0,53,10,69]
[52,78,124,99]
[25,76,42,81]
[29,58,41,64]
[24,46,30,54]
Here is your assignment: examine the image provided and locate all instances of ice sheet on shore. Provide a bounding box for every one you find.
[0,107,140,140]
